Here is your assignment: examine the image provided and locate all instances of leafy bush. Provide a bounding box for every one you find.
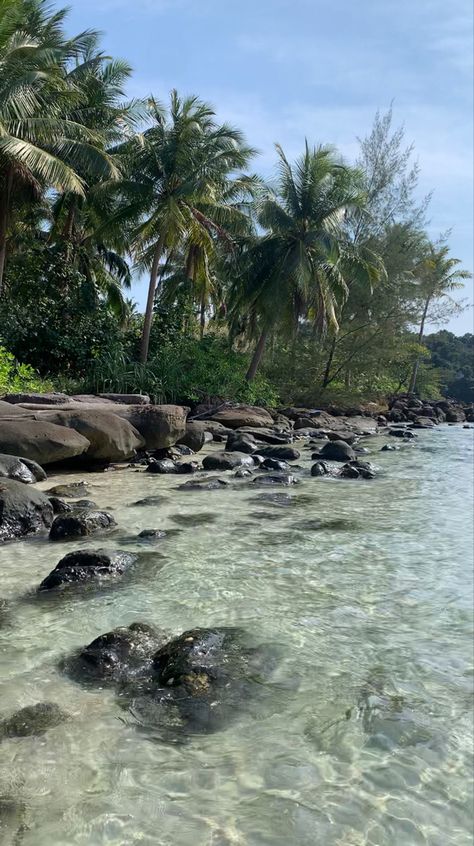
[0,346,53,394]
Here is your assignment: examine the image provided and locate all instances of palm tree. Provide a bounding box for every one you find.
[229,143,384,381]
[408,241,471,392]
[0,0,118,293]
[121,91,256,362]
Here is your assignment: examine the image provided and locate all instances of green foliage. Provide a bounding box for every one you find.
[78,335,278,406]
[424,331,474,402]
[0,345,53,393]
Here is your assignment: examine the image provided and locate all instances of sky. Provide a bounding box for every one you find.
[68,0,473,335]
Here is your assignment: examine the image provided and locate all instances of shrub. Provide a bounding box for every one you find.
[0,346,53,394]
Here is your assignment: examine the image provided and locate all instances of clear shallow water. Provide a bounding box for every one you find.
[0,426,473,846]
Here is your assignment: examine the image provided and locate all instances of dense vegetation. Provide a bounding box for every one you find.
[0,0,472,405]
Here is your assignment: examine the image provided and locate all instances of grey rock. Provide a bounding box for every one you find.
[318,440,356,462]
[0,453,46,484]
[49,510,116,541]
[0,478,54,542]
[0,702,68,739]
[202,451,254,471]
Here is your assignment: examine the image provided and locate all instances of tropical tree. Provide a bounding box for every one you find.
[0,0,118,293]
[408,241,471,392]
[120,91,256,362]
[229,143,384,381]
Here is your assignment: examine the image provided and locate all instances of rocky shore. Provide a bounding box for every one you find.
[0,390,472,744]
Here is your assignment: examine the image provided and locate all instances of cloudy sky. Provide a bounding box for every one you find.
[68,0,473,334]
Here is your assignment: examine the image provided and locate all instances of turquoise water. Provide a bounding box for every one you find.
[0,425,473,845]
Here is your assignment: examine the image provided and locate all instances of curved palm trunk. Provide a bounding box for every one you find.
[200,293,206,339]
[408,295,431,393]
[322,335,337,388]
[245,328,268,382]
[0,168,14,296]
[140,233,166,364]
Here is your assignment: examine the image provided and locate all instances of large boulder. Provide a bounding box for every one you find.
[445,407,466,423]
[202,451,255,471]
[0,478,54,541]
[63,622,164,685]
[255,445,300,461]
[38,549,137,592]
[225,431,257,453]
[0,419,89,465]
[97,393,150,405]
[1,392,71,405]
[318,440,356,462]
[49,509,116,541]
[0,400,34,419]
[210,405,274,429]
[111,405,188,449]
[177,421,212,453]
[0,453,46,484]
[40,409,145,462]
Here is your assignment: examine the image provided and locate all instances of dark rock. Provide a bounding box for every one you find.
[133,496,168,506]
[49,510,116,541]
[48,496,72,514]
[293,416,315,429]
[73,499,97,509]
[311,461,330,476]
[380,444,399,451]
[326,430,357,445]
[251,473,298,486]
[318,440,356,461]
[177,421,211,453]
[236,427,291,445]
[46,482,89,498]
[234,467,253,478]
[96,393,150,405]
[173,444,195,455]
[63,622,164,685]
[256,445,300,461]
[138,529,167,540]
[178,477,228,491]
[202,451,254,471]
[445,407,466,423]
[339,460,376,479]
[250,492,294,506]
[339,464,361,478]
[38,549,136,592]
[225,431,257,454]
[0,453,46,484]
[0,479,54,542]
[388,428,416,439]
[411,417,436,429]
[260,457,290,472]
[1,392,71,406]
[175,461,200,474]
[0,702,68,739]
[145,459,177,474]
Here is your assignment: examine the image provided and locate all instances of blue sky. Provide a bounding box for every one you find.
[68,0,473,334]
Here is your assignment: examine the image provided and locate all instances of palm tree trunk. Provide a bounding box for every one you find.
[200,293,206,339]
[408,295,431,393]
[0,168,14,297]
[245,328,268,382]
[140,234,166,364]
[322,335,337,387]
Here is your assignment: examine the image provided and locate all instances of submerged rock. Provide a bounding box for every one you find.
[256,445,300,461]
[311,460,330,477]
[0,479,54,542]
[251,473,298,486]
[339,460,377,480]
[388,428,416,439]
[49,510,116,541]
[178,476,228,491]
[260,457,290,472]
[145,458,177,474]
[175,461,200,474]
[0,702,68,740]
[137,529,168,540]
[170,512,217,527]
[38,549,137,592]
[132,495,168,506]
[46,482,89,499]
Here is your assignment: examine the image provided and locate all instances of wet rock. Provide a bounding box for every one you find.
[388,428,416,439]
[411,417,436,429]
[311,460,330,477]
[339,460,377,480]
[63,622,164,685]
[294,416,315,429]
[445,407,466,422]
[225,431,257,454]
[260,457,290,472]
[133,496,168,506]
[145,458,177,474]
[380,443,399,451]
[0,419,90,465]
[326,430,358,445]
[170,512,217,527]
[250,492,294,507]
[202,451,254,471]
[137,529,168,540]
[0,702,68,739]
[0,479,54,542]
[317,440,356,462]
[49,510,116,541]
[251,473,298,486]
[234,467,253,478]
[0,453,46,484]
[178,476,228,491]
[46,482,89,498]
[175,461,200,474]
[48,496,72,514]
[73,499,97,509]
[38,549,137,592]
[256,445,300,461]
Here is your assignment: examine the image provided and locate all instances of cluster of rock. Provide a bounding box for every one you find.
[383,394,471,425]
